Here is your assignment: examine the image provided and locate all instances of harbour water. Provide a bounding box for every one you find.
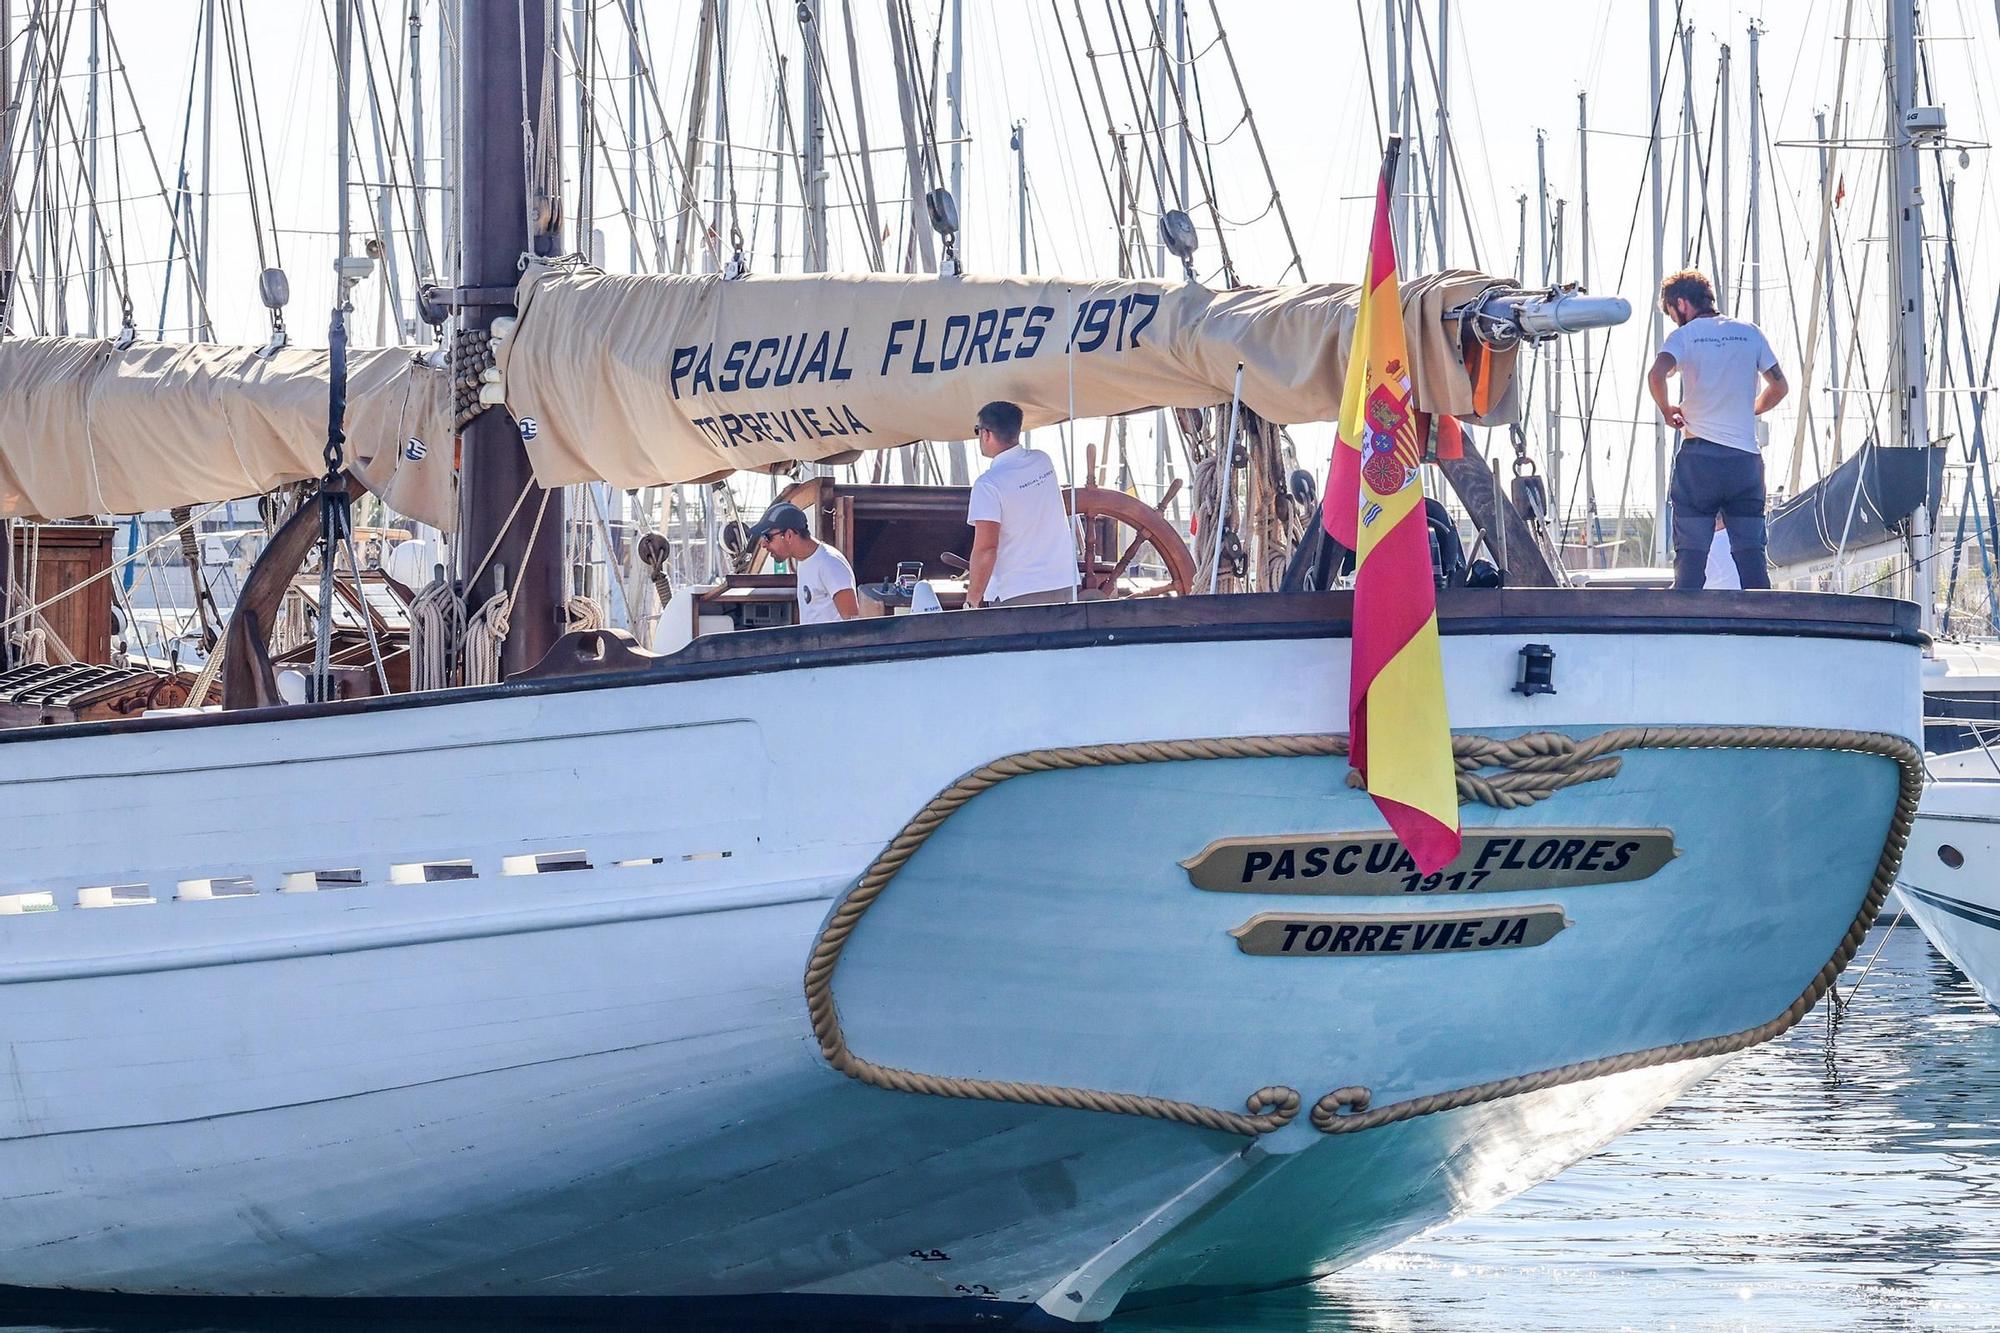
[0,918,1991,1333]
[1117,914,2000,1333]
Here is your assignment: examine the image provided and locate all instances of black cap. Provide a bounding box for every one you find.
[745,501,812,547]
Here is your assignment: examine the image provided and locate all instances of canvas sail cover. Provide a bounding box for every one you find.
[1767,442,1944,571]
[499,264,1522,490]
[0,337,457,528]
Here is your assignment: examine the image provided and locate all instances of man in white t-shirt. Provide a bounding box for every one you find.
[965,400,1079,609]
[1646,268,1788,590]
[745,501,858,626]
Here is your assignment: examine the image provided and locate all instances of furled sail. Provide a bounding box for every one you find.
[0,337,456,529]
[497,264,1524,490]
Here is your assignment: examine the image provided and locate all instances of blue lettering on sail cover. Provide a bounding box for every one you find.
[663,292,1163,448]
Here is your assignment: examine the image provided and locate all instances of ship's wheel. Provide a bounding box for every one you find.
[1066,482,1196,599]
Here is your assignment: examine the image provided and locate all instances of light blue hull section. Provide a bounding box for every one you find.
[835,742,1896,1132]
[821,738,1901,1306]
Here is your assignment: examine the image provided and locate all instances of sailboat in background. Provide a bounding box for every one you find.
[0,2,1929,1326]
[1836,0,2000,1015]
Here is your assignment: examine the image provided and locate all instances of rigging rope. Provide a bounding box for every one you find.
[313,0,358,704]
[714,0,747,272]
[462,485,553,686]
[99,8,215,337]
[1061,1,1153,278]
[1105,0,1180,235]
[1164,1,1239,284]
[1558,0,1683,564]
[0,504,217,643]
[407,566,464,692]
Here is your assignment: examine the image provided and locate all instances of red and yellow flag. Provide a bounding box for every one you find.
[1327,141,1461,874]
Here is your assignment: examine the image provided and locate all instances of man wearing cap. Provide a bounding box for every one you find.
[746,501,859,625]
[965,400,1079,609]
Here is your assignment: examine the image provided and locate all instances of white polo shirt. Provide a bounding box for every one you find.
[1661,315,1777,452]
[793,543,855,625]
[967,445,1078,603]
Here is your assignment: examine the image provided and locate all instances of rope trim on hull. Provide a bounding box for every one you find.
[804,727,1921,1140]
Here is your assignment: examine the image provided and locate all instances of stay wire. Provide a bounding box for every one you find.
[1052,0,1145,277]
[1178,2,1238,284]
[796,1,887,269]
[568,10,668,270]
[18,3,135,335]
[1569,0,1682,562]
[1104,0,1178,244]
[714,1,745,264]
[233,0,284,268]
[1409,0,1478,271]
[155,0,205,338]
[216,0,270,276]
[892,0,948,198]
[354,0,435,289]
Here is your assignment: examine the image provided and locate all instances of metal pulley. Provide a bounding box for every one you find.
[637,531,673,607]
[1510,459,1549,522]
[1220,528,1248,580]
[1288,468,1317,510]
[720,520,754,565]
[1159,209,1199,281]
[257,267,292,357]
[927,189,961,277]
[1507,427,1547,522]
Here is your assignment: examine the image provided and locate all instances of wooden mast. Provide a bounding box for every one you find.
[456,0,564,676]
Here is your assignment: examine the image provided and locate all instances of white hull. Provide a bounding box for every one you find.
[0,595,1921,1323]
[1901,767,2000,1010]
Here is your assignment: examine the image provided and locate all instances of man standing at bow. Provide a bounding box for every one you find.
[1647,269,1788,590]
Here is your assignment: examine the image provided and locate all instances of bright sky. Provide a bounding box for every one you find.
[13,0,1999,536]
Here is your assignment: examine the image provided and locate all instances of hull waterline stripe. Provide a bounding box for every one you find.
[805,727,1921,1139]
[1901,883,2000,933]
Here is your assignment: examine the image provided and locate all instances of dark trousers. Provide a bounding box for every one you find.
[1669,439,1770,590]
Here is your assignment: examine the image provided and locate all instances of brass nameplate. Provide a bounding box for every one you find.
[1183,828,1677,895]
[1230,905,1569,958]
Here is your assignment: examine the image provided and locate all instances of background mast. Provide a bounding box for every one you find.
[1886,0,1933,619]
[1648,0,1668,562]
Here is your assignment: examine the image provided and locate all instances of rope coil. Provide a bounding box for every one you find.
[408,570,466,693]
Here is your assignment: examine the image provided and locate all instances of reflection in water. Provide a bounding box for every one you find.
[1118,920,2000,1333]
[2,925,1992,1333]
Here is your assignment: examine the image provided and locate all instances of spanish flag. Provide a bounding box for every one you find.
[1327,139,1461,874]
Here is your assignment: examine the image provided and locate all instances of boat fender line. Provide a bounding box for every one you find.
[806,727,1919,1139]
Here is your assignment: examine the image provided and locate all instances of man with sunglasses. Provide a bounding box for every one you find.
[1646,268,1787,590]
[965,400,1079,609]
[744,501,859,625]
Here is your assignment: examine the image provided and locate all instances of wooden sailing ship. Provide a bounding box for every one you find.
[0,3,1928,1327]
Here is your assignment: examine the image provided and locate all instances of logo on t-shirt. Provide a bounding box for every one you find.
[801,584,815,604]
